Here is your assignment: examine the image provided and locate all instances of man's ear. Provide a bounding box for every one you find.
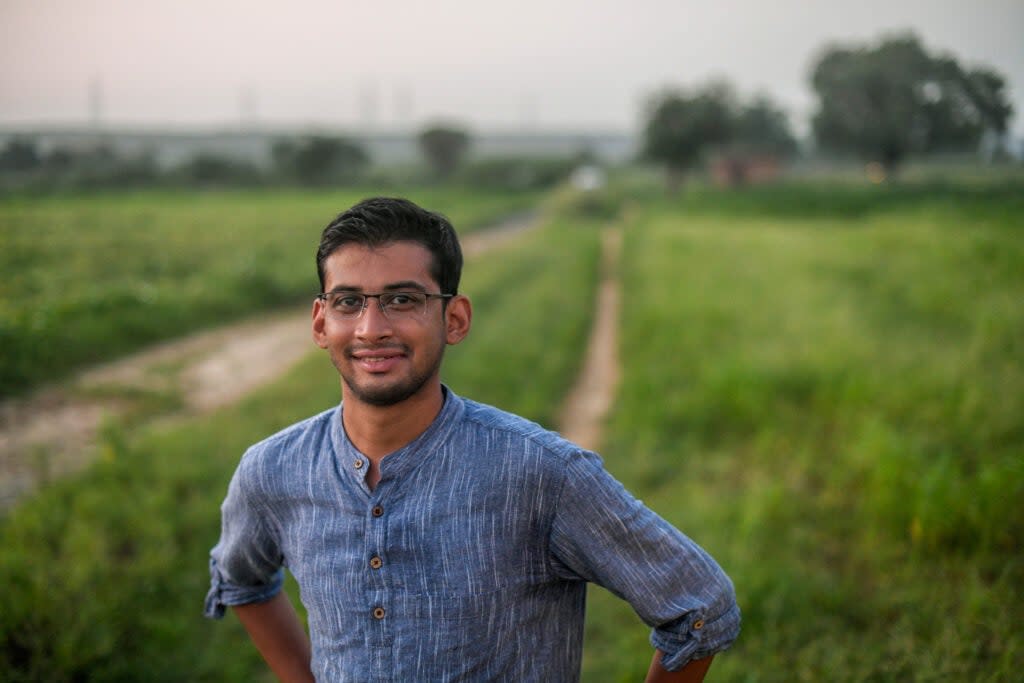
[445,295,472,345]
[312,297,329,348]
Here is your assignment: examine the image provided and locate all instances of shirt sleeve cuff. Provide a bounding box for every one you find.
[649,602,742,671]
[204,558,285,619]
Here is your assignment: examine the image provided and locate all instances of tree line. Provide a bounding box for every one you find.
[642,31,1015,186]
[1,30,1016,192]
[0,123,527,192]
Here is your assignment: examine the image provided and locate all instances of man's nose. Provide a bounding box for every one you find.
[354,297,393,338]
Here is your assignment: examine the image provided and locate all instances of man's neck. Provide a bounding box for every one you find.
[340,384,445,461]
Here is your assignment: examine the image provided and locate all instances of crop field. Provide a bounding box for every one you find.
[0,187,540,398]
[2,179,1022,681]
[583,183,1023,681]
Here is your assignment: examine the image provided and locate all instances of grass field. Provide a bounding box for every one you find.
[0,208,603,681]
[2,179,1022,681]
[583,182,1023,681]
[0,187,541,398]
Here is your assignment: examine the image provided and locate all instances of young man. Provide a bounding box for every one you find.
[205,197,740,682]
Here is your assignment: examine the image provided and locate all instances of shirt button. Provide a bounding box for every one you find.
[369,556,383,569]
[354,459,364,469]
[692,619,705,630]
[372,607,386,620]
[371,505,384,517]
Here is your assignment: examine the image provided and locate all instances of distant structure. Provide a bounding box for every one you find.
[520,93,539,131]
[88,77,103,131]
[393,84,414,129]
[709,153,782,187]
[358,82,379,132]
[239,86,259,130]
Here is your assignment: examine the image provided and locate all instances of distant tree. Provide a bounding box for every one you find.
[273,135,369,185]
[418,124,471,178]
[640,82,737,190]
[733,95,798,156]
[809,32,1013,175]
[178,154,262,186]
[44,147,76,173]
[0,137,42,173]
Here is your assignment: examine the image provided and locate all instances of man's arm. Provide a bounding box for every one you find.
[646,651,714,683]
[233,592,314,683]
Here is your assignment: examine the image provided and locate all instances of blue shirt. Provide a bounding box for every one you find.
[206,389,739,682]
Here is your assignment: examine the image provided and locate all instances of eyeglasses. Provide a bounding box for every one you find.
[316,291,453,320]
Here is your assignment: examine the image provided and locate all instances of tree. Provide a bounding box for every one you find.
[640,82,737,190]
[273,135,369,185]
[809,32,1013,174]
[0,137,41,173]
[733,95,798,156]
[417,124,471,178]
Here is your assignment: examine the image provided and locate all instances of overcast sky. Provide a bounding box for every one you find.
[2,0,1022,136]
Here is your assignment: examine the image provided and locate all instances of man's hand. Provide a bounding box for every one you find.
[645,650,714,683]
[233,592,314,683]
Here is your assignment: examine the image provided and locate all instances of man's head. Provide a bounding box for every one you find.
[317,197,463,295]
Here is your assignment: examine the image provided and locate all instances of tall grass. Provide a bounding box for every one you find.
[0,187,540,397]
[583,188,1023,681]
[0,211,603,681]
[3,181,1021,681]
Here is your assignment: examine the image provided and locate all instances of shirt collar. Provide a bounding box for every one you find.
[332,386,465,487]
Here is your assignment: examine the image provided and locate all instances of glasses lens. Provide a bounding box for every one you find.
[324,292,428,319]
[381,292,426,316]
[327,293,366,317]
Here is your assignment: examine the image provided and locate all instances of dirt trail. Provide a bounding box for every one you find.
[0,213,543,510]
[556,226,623,451]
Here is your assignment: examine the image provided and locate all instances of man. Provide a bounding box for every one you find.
[205,197,740,682]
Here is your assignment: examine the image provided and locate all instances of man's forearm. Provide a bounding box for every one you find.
[645,650,714,683]
[233,592,314,683]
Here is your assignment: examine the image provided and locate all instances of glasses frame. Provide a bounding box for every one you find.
[316,290,454,320]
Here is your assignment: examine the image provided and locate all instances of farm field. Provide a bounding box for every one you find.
[2,179,1023,681]
[583,182,1023,681]
[0,187,541,398]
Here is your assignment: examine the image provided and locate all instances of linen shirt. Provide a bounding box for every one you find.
[205,388,739,682]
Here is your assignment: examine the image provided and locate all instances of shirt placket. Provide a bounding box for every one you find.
[360,462,392,683]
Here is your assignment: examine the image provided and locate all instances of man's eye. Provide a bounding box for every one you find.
[385,293,421,310]
[333,295,363,309]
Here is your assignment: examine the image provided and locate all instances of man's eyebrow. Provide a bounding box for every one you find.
[325,281,428,294]
[382,281,429,292]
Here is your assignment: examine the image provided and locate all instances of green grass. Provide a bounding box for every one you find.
[2,180,1022,681]
[0,209,603,681]
[0,187,540,398]
[582,187,1023,681]
[444,213,603,426]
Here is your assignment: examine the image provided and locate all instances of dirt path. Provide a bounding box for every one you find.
[0,212,543,510]
[556,226,623,451]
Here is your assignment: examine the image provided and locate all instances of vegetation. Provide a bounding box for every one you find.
[0,209,603,681]
[640,82,797,190]
[2,179,1022,681]
[641,82,736,188]
[417,123,473,179]
[270,135,369,186]
[810,32,1014,174]
[458,155,580,191]
[0,187,542,398]
[583,180,1023,681]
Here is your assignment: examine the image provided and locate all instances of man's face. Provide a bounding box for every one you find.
[312,241,469,408]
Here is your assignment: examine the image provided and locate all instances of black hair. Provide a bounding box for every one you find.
[316,197,463,295]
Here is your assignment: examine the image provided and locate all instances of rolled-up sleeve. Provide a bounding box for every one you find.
[548,451,740,670]
[204,457,285,619]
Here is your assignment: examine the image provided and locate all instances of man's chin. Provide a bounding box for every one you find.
[342,377,429,407]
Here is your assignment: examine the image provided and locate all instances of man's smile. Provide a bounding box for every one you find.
[348,345,408,372]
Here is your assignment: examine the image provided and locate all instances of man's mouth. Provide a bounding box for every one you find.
[349,346,407,372]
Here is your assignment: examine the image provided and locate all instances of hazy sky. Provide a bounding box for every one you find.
[2,0,1022,136]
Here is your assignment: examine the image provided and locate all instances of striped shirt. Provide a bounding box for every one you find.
[206,388,739,681]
